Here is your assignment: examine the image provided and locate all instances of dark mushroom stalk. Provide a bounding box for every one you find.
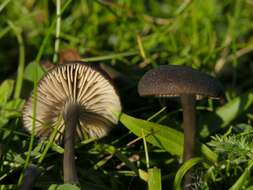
[181,95,196,162]
[138,65,224,189]
[63,102,79,183]
[22,62,122,185]
[18,164,41,190]
[181,95,197,189]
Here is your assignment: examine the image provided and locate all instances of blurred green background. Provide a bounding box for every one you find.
[0,0,253,189]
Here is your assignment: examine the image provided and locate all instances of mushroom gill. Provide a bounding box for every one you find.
[22,62,122,143]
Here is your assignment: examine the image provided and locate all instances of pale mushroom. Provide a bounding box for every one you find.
[22,62,122,184]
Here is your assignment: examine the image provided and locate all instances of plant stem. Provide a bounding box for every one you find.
[181,95,196,189]
[53,0,61,63]
[63,103,79,184]
[7,21,25,99]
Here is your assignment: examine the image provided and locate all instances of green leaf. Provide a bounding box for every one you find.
[48,184,58,190]
[228,159,253,190]
[0,98,24,128]
[216,93,253,127]
[200,144,217,163]
[0,80,14,105]
[200,91,253,138]
[120,113,217,162]
[148,167,162,190]
[5,98,24,117]
[139,169,148,182]
[120,113,183,156]
[0,80,24,128]
[48,184,80,190]
[0,117,8,128]
[173,157,202,190]
[51,143,64,154]
[245,186,253,190]
[24,61,45,82]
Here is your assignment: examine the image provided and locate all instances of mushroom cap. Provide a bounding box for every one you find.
[22,62,122,143]
[59,48,81,64]
[138,65,224,99]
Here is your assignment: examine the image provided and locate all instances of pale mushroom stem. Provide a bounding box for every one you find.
[181,94,196,189]
[63,103,79,184]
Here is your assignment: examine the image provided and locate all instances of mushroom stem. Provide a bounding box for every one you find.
[63,103,79,184]
[18,164,41,190]
[181,95,196,189]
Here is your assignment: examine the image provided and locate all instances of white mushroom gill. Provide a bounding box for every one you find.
[22,63,122,143]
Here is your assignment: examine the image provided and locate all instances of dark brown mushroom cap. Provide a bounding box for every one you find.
[138,65,224,99]
[59,48,81,64]
[22,62,122,143]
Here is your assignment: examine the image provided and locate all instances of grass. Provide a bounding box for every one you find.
[0,0,253,189]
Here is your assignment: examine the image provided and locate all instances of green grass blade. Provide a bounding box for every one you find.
[173,157,202,190]
[80,51,138,62]
[7,21,25,99]
[52,0,61,63]
[142,129,150,169]
[148,167,161,190]
[35,0,72,64]
[228,159,253,190]
[0,26,11,39]
[0,0,11,13]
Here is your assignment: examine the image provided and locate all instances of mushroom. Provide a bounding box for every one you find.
[59,48,81,64]
[22,62,122,184]
[138,65,224,189]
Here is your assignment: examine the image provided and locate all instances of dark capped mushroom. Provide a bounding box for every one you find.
[22,62,122,184]
[138,65,224,189]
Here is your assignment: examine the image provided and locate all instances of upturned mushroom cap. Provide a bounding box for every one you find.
[138,65,224,99]
[22,62,122,143]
